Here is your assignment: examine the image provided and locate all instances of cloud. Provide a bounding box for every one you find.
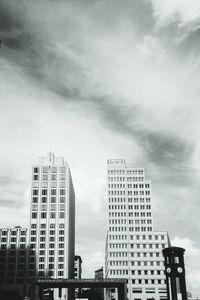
[151,0,200,25]
[171,236,200,257]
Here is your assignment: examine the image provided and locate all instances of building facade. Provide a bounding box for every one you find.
[0,226,29,299]
[29,152,75,299]
[95,267,103,279]
[74,255,82,279]
[105,159,170,300]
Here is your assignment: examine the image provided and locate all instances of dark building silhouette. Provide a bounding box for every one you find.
[0,227,37,300]
[162,247,188,300]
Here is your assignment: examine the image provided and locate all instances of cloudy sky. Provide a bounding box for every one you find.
[1,0,200,296]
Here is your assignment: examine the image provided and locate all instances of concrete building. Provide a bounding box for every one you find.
[29,152,75,299]
[74,255,82,279]
[105,159,170,300]
[0,226,29,299]
[95,267,103,279]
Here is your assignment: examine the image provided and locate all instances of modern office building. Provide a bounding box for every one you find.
[0,226,29,299]
[105,159,170,300]
[29,152,75,299]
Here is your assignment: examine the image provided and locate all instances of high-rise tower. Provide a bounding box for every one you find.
[28,153,75,298]
[105,159,170,300]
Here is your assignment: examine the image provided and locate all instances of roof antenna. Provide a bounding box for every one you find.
[49,133,53,153]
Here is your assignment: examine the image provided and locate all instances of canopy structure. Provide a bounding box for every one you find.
[33,278,128,300]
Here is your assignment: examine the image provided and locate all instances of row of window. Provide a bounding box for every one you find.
[39,256,64,262]
[31,236,64,242]
[31,223,64,229]
[109,205,151,210]
[30,242,64,249]
[109,197,151,203]
[108,169,144,175]
[108,191,150,196]
[33,189,66,196]
[130,235,166,240]
[32,204,65,212]
[128,191,150,195]
[108,177,145,182]
[0,230,27,236]
[129,212,151,217]
[0,237,26,243]
[38,249,64,256]
[33,174,66,181]
[33,166,66,174]
[130,243,166,249]
[38,270,63,277]
[32,212,65,219]
[132,279,165,285]
[38,263,64,269]
[32,196,65,204]
[109,243,165,250]
[129,227,153,232]
[108,183,149,189]
[109,227,153,232]
[31,229,64,236]
[1,244,26,249]
[109,219,152,225]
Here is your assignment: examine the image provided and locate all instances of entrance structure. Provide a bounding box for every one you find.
[33,278,127,300]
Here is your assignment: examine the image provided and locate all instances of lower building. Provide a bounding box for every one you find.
[95,267,103,279]
[74,255,82,298]
[0,226,29,299]
[74,255,82,279]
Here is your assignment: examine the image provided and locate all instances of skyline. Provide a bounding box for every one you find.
[1,0,200,297]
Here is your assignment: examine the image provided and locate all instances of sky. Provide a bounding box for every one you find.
[1,0,200,296]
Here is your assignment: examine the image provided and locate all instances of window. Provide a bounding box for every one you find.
[52,167,57,173]
[51,174,57,181]
[60,197,65,203]
[58,271,63,276]
[33,175,39,181]
[42,189,47,196]
[33,189,38,196]
[42,167,48,173]
[58,264,64,269]
[50,212,56,218]
[60,212,65,219]
[32,212,37,218]
[42,197,47,203]
[41,212,46,219]
[60,189,65,195]
[51,189,56,195]
[32,197,38,203]
[34,167,39,173]
[51,197,56,203]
